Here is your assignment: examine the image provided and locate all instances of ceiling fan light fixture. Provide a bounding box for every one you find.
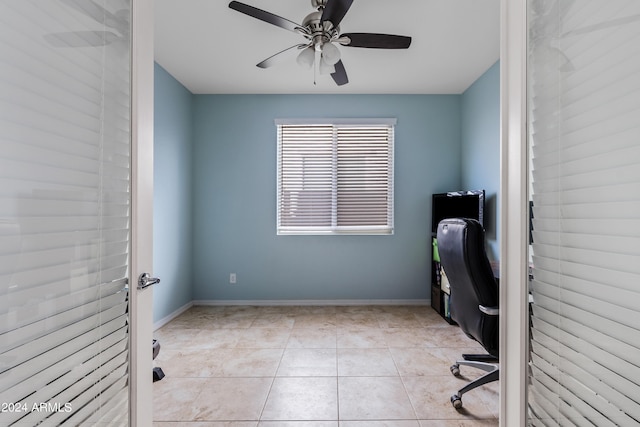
[321,41,341,65]
[296,46,315,68]
[319,56,336,74]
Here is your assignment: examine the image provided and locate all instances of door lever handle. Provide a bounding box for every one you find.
[138,272,160,290]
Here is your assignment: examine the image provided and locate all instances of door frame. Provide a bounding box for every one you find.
[499,0,529,425]
[130,0,155,425]
[126,0,533,424]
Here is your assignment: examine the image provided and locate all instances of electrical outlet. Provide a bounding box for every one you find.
[229,273,236,284]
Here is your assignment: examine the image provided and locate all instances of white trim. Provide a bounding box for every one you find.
[275,118,397,125]
[499,0,529,425]
[130,0,154,425]
[153,301,194,331]
[277,226,393,236]
[192,299,430,307]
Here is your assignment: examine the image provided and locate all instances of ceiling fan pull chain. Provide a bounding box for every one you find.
[314,48,320,85]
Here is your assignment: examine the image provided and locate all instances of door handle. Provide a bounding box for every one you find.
[138,273,160,290]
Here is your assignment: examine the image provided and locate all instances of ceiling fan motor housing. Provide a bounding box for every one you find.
[301,11,338,48]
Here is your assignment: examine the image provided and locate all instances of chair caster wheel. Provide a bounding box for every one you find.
[451,394,463,409]
[450,363,460,377]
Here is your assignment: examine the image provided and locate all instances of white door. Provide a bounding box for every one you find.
[0,0,154,425]
[525,1,640,425]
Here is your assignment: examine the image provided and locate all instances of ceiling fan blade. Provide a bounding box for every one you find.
[229,1,301,33]
[44,31,120,47]
[321,0,353,27]
[257,44,307,69]
[340,33,412,49]
[331,60,349,86]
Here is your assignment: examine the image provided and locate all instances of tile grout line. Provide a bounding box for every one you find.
[336,327,341,422]
[154,305,498,425]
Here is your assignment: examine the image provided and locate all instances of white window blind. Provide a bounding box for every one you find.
[276,119,395,235]
[0,1,131,425]
[527,1,640,425]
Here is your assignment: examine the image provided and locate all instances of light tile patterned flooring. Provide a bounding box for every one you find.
[153,305,499,426]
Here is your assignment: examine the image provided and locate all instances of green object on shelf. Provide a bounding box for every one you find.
[432,238,440,262]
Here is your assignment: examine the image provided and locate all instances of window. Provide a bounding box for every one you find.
[276,119,395,235]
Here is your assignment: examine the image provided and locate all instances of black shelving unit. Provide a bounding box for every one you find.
[431,235,455,324]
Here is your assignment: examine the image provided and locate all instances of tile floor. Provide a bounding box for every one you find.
[153,305,499,426]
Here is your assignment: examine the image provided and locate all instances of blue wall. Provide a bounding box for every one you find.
[191,95,462,301]
[151,64,501,309]
[153,63,194,321]
[461,61,500,259]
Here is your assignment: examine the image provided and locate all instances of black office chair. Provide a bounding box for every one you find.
[436,218,499,409]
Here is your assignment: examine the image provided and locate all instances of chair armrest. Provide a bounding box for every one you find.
[479,305,499,316]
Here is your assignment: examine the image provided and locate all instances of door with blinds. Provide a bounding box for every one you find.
[527,0,640,425]
[0,0,152,425]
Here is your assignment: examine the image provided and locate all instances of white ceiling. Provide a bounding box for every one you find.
[154,0,500,94]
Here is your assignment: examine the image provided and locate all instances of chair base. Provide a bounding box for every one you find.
[449,359,499,409]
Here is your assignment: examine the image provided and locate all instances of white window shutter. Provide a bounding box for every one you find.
[277,120,394,235]
[0,1,131,424]
[527,1,640,425]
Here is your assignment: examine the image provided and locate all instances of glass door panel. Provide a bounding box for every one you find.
[0,0,132,424]
[526,1,640,425]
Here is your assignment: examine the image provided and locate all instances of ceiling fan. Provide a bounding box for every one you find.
[228,0,412,86]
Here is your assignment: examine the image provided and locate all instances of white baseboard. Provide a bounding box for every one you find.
[192,299,430,307]
[154,301,194,331]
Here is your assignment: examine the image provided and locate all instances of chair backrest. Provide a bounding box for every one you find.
[436,218,499,357]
